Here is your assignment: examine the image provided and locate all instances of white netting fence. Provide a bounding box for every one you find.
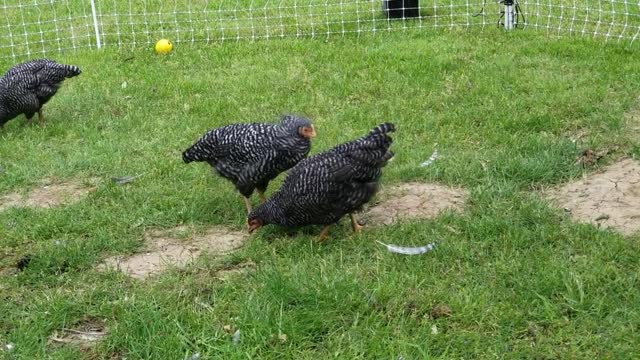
[1,0,638,59]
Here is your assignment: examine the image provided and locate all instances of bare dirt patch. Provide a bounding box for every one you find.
[547,158,640,235]
[364,182,468,226]
[0,178,97,211]
[98,226,249,279]
[48,317,107,350]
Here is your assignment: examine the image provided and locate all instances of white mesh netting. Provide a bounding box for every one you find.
[1,0,638,59]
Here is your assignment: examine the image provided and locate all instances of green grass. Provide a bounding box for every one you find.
[1,30,640,358]
[1,0,638,59]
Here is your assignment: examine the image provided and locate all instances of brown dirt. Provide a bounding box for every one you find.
[547,158,640,235]
[0,178,97,211]
[47,317,107,350]
[98,226,249,279]
[430,304,453,319]
[363,182,468,225]
[575,148,611,168]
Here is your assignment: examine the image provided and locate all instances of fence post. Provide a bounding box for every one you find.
[90,0,102,48]
[503,0,515,30]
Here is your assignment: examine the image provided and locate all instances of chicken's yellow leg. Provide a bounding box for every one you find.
[38,109,45,125]
[318,225,333,242]
[243,197,252,214]
[350,213,363,233]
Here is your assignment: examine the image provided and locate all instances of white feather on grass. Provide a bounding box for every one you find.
[111,173,144,185]
[185,353,201,360]
[376,241,436,255]
[420,147,439,167]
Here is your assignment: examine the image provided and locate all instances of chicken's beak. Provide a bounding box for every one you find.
[247,221,261,234]
[302,125,317,139]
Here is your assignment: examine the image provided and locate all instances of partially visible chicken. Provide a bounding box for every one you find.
[182,115,317,213]
[0,59,81,128]
[247,122,395,240]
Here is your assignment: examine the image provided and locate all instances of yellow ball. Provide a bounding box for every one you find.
[154,39,173,54]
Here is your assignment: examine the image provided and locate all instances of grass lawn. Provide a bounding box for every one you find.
[1,29,640,358]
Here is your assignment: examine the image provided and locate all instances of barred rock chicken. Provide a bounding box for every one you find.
[0,59,81,128]
[182,115,317,213]
[247,122,395,240]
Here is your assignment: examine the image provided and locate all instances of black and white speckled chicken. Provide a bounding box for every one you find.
[182,115,317,213]
[247,122,395,240]
[0,59,81,128]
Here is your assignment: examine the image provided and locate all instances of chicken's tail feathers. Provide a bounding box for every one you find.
[381,150,395,164]
[339,123,395,169]
[368,122,395,136]
[358,122,395,150]
[61,64,81,78]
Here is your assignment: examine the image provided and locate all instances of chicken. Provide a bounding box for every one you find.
[247,122,395,240]
[182,115,317,213]
[0,59,81,128]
